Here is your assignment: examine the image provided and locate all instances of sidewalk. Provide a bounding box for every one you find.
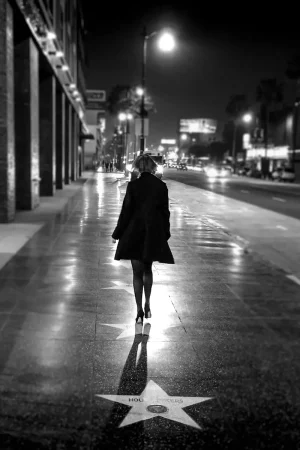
[0,172,300,448]
[165,178,300,282]
[0,173,92,272]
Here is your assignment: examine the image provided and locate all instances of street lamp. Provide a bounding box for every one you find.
[136,87,144,97]
[232,112,253,170]
[242,113,253,124]
[118,112,127,122]
[158,32,176,52]
[140,27,176,154]
[119,112,133,174]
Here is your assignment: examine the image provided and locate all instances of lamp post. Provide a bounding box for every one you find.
[119,112,133,174]
[232,113,253,171]
[139,27,175,154]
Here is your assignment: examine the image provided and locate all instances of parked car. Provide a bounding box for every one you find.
[237,166,250,176]
[246,168,262,178]
[177,163,188,171]
[272,167,295,182]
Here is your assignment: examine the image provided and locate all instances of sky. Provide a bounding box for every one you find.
[82,3,300,146]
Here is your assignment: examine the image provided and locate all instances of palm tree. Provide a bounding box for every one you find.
[256,79,283,156]
[225,94,249,165]
[106,85,155,118]
[286,56,300,164]
[105,85,132,117]
[106,85,156,170]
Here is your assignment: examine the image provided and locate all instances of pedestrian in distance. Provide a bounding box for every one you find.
[112,154,174,324]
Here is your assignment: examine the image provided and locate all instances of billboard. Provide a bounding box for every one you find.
[161,139,176,145]
[179,118,217,134]
[86,90,106,110]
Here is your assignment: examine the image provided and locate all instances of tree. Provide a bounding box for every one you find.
[106,85,156,118]
[256,78,283,154]
[225,94,249,120]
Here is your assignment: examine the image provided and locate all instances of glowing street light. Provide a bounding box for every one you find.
[158,32,176,52]
[119,112,127,121]
[181,134,188,140]
[136,87,144,96]
[242,113,253,123]
[47,31,56,40]
[139,27,176,154]
[118,112,133,121]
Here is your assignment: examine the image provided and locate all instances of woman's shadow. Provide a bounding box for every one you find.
[105,323,151,430]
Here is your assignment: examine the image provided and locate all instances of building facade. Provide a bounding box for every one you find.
[242,106,300,180]
[0,0,89,223]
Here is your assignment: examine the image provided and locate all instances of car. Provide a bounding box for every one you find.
[272,167,295,182]
[204,165,232,178]
[177,163,188,170]
[237,166,250,176]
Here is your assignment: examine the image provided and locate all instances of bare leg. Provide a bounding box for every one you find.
[131,260,144,313]
[143,262,153,307]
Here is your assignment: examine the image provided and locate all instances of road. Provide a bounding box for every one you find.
[164,168,300,219]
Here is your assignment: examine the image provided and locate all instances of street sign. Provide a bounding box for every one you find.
[86,90,106,110]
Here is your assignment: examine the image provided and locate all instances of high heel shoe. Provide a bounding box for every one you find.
[135,310,144,324]
[144,304,152,319]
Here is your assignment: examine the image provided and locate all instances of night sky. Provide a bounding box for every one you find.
[82,3,300,145]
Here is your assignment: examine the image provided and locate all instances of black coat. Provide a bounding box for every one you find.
[112,172,174,264]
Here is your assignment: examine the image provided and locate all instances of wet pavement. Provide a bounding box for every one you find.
[165,173,300,280]
[0,172,300,449]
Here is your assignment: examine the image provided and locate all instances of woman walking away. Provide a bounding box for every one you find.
[112,154,174,324]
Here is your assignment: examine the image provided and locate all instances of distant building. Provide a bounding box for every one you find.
[244,107,295,173]
[178,118,217,151]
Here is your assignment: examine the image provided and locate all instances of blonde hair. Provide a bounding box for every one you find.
[133,154,157,173]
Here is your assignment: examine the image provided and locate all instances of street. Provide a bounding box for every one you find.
[164,169,300,220]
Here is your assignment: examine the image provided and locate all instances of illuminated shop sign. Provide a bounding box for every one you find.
[161,139,176,144]
[247,146,289,159]
[179,118,217,134]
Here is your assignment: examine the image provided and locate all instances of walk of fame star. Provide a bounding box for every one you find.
[96,380,212,429]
